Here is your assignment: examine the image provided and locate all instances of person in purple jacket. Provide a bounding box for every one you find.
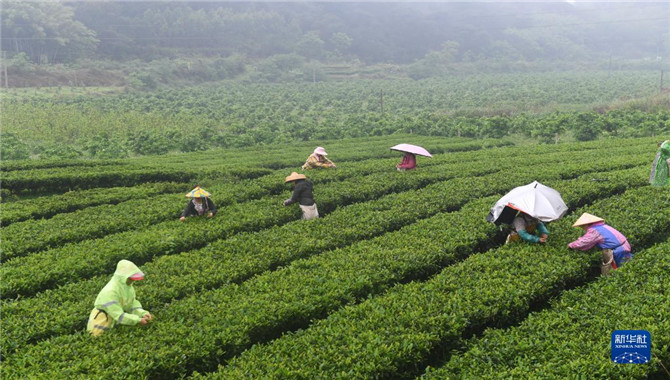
[568,212,632,275]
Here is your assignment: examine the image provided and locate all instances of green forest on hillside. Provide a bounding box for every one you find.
[2,2,669,86]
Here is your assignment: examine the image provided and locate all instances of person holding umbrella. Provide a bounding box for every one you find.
[486,181,567,245]
[508,211,549,244]
[87,260,153,336]
[396,152,417,171]
[283,172,318,220]
[568,212,632,275]
[650,139,670,187]
[180,186,217,221]
[302,147,336,170]
[391,144,432,171]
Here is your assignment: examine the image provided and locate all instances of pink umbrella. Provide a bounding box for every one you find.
[390,144,433,158]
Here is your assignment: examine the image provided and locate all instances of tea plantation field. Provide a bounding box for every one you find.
[1,135,668,379]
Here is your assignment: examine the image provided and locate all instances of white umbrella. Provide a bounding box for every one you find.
[390,144,433,158]
[486,181,568,225]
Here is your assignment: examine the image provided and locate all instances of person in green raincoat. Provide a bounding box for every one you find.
[87,260,153,337]
[650,140,670,187]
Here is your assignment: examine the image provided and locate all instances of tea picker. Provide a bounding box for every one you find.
[650,139,670,187]
[568,213,633,275]
[87,260,153,336]
[180,186,217,221]
[487,181,568,244]
[283,172,318,220]
[390,143,432,171]
[302,146,336,170]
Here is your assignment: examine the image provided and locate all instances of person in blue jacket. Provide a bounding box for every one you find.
[568,212,632,275]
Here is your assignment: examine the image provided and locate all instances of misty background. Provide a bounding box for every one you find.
[2,1,669,87]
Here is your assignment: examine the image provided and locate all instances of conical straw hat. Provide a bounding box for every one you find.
[572,212,604,227]
[285,172,307,183]
[185,186,211,198]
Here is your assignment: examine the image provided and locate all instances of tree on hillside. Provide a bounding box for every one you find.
[295,31,325,60]
[330,32,352,59]
[407,41,459,79]
[1,1,98,63]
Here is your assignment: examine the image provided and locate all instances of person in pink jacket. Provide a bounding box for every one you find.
[396,152,416,171]
[568,212,632,275]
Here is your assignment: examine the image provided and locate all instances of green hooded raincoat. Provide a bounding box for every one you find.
[650,140,670,187]
[87,260,148,335]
